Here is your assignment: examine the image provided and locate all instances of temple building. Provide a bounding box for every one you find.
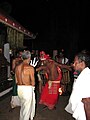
[0,10,36,96]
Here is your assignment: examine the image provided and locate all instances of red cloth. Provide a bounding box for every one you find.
[39,67,62,110]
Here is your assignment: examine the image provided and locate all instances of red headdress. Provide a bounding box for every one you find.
[40,51,46,56]
[40,53,51,60]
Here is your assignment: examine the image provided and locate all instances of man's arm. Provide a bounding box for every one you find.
[12,59,16,72]
[55,61,72,71]
[15,66,18,84]
[30,67,35,86]
[36,66,46,72]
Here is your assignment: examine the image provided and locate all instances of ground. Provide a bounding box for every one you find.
[0,90,75,120]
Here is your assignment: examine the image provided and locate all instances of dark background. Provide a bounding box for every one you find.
[0,0,90,56]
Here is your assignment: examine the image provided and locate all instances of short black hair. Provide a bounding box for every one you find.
[76,52,90,67]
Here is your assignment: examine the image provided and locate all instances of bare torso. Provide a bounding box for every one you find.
[15,62,35,86]
[46,61,60,80]
[36,60,61,81]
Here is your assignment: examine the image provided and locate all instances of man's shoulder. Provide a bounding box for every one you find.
[25,65,34,70]
[15,63,22,69]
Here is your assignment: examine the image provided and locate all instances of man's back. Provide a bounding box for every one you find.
[46,60,61,81]
[15,63,35,86]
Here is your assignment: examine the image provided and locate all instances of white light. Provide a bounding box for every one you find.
[13,23,15,26]
[19,27,21,29]
[5,18,7,22]
[9,49,12,54]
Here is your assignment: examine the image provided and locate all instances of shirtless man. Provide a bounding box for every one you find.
[10,51,23,109]
[12,51,23,72]
[15,50,35,120]
[36,54,72,110]
[36,55,62,110]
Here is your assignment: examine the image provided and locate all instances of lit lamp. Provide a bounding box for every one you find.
[9,49,12,54]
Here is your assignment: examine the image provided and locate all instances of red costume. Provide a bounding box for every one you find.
[39,66,62,110]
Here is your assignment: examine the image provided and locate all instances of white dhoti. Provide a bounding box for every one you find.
[18,85,36,120]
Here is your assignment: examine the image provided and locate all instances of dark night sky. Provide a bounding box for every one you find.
[0,0,90,52]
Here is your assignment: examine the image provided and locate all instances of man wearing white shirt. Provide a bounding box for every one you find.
[65,51,90,120]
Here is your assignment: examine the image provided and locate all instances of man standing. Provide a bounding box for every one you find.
[36,54,63,110]
[10,50,23,109]
[15,50,36,120]
[65,51,90,120]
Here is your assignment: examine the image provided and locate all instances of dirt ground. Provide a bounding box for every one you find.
[0,90,75,120]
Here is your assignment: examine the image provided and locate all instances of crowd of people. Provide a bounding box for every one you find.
[10,49,90,120]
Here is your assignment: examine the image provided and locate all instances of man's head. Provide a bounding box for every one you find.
[59,52,64,58]
[22,50,31,60]
[40,51,46,60]
[73,52,90,71]
[40,53,50,61]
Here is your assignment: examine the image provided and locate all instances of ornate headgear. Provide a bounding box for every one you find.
[40,54,51,60]
[40,51,51,60]
[40,51,45,56]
